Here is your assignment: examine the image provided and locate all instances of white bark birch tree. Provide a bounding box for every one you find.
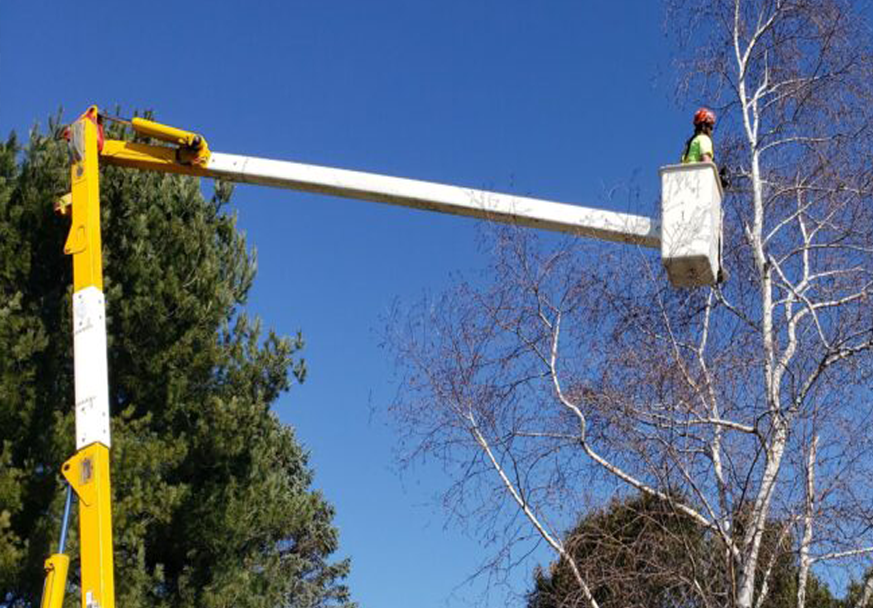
[384,2,873,607]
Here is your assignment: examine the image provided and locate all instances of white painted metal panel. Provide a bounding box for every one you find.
[659,163,723,287]
[206,153,661,248]
[73,287,111,449]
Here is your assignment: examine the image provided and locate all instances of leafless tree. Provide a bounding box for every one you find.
[384,2,873,607]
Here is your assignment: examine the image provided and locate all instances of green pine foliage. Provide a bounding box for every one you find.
[0,116,354,608]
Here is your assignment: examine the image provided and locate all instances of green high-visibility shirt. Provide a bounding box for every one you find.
[682,133,714,163]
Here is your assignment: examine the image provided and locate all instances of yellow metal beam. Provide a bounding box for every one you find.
[62,445,115,608]
[130,116,206,150]
[65,108,104,292]
[39,554,70,608]
[56,110,212,608]
[101,140,209,176]
[100,116,211,169]
[61,107,116,608]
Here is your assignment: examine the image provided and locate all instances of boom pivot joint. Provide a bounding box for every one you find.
[129,116,211,167]
[96,111,211,175]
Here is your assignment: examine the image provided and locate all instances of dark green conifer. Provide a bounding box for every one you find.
[0,116,354,608]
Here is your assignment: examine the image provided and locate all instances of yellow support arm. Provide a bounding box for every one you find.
[100,140,209,176]
[62,446,115,608]
[40,555,70,608]
[130,116,207,150]
[99,115,211,174]
[53,109,207,608]
[64,107,105,292]
[58,106,116,608]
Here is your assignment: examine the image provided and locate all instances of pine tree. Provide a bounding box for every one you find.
[0,116,354,608]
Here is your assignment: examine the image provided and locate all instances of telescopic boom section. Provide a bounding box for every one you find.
[100,117,661,249]
[206,153,661,248]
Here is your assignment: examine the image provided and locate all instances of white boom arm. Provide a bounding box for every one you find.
[205,152,661,249]
[100,117,724,285]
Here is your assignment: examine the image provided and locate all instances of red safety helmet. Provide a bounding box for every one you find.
[693,107,717,127]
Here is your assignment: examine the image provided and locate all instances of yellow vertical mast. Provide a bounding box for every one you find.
[58,106,116,608]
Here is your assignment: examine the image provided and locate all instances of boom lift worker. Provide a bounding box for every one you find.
[681,107,716,164]
[681,106,731,189]
[678,106,729,283]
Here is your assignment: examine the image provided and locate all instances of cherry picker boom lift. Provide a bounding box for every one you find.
[41,106,723,608]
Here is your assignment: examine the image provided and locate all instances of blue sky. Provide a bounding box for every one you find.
[1,3,689,606]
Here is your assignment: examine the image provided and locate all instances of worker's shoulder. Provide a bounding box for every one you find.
[694,133,714,154]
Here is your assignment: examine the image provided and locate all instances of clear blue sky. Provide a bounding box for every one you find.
[1,3,688,606]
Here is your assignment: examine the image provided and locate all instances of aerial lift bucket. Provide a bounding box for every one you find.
[659,163,724,287]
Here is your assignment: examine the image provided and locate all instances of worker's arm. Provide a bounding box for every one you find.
[700,135,714,164]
